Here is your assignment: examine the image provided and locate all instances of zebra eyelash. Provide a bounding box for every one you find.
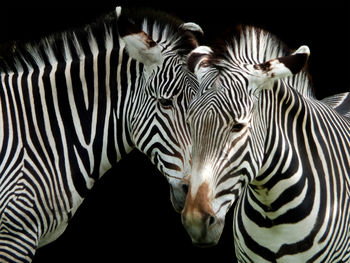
[231,123,246,132]
[158,98,173,108]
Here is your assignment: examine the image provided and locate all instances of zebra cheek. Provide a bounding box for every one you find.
[169,180,188,213]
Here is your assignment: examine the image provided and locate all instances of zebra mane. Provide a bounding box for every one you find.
[122,7,200,55]
[210,25,314,97]
[0,8,198,73]
[211,25,289,64]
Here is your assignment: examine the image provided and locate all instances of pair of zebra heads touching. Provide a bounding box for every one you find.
[0,5,349,263]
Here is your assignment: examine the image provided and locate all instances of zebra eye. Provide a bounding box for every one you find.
[231,123,245,133]
[159,98,173,108]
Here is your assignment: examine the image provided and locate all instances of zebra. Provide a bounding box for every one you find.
[181,25,350,262]
[0,6,202,262]
[321,92,350,119]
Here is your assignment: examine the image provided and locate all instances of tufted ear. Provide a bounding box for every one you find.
[250,45,310,86]
[116,6,163,66]
[187,46,213,80]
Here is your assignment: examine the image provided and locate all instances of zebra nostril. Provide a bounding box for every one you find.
[182,184,189,194]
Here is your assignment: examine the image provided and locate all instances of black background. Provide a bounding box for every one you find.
[0,1,348,262]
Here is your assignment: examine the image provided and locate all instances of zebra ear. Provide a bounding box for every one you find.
[252,45,310,84]
[116,7,163,66]
[180,22,204,36]
[122,33,163,66]
[187,46,213,79]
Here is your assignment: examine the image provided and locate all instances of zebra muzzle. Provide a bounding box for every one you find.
[181,182,223,246]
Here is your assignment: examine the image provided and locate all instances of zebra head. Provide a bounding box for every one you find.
[181,30,310,246]
[118,8,202,212]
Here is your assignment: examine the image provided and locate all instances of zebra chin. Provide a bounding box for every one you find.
[153,153,190,213]
[191,221,224,248]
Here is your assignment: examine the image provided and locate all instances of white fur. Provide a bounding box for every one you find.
[265,59,293,79]
[267,45,310,80]
[191,46,212,56]
[249,45,310,87]
[122,33,163,66]
[180,22,204,35]
[115,6,122,18]
[189,46,213,81]
[293,45,310,56]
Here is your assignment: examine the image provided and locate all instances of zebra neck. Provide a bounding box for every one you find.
[237,80,350,261]
[250,82,308,210]
[0,43,140,199]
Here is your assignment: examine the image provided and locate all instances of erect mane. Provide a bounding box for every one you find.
[209,25,314,97]
[124,7,200,56]
[0,10,117,73]
[0,7,199,74]
[211,25,290,65]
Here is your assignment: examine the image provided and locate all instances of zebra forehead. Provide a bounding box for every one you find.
[189,87,252,123]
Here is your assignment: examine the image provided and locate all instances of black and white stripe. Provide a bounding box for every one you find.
[183,26,350,262]
[0,7,200,262]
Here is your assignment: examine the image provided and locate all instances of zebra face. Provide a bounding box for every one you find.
[181,65,256,246]
[127,24,201,212]
[116,9,203,212]
[182,44,310,245]
[143,56,197,212]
